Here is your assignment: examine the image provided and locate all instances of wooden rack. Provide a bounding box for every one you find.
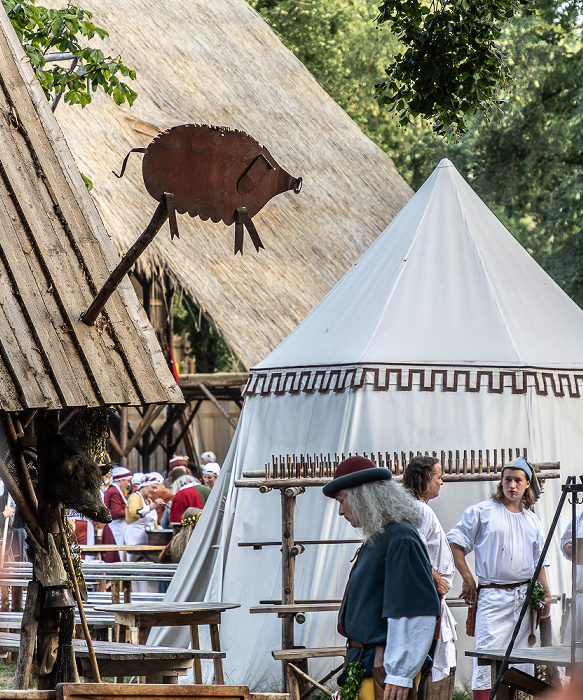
[237,450,561,699]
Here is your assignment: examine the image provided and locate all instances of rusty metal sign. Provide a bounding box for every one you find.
[84,124,302,324]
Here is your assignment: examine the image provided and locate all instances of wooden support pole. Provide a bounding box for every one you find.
[1,414,39,518]
[197,383,238,429]
[57,515,100,683]
[36,410,60,690]
[13,581,41,689]
[0,456,42,545]
[119,407,128,468]
[82,200,168,326]
[281,488,298,692]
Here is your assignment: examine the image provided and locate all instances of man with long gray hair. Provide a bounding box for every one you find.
[323,456,440,700]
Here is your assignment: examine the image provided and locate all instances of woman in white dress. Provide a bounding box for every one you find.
[124,472,165,558]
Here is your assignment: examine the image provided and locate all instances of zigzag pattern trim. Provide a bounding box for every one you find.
[243,364,583,398]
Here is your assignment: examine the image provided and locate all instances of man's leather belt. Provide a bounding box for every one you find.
[479,579,531,590]
[346,639,372,649]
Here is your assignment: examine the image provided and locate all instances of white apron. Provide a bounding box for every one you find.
[124,492,159,592]
[124,492,158,559]
[473,585,533,690]
[108,483,128,546]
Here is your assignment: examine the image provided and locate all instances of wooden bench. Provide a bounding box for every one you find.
[0,689,289,700]
[271,647,345,700]
[0,632,225,683]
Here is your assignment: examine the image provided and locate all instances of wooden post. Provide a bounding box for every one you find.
[82,201,168,326]
[36,410,61,690]
[281,487,296,692]
[13,581,41,689]
[119,407,128,468]
[57,516,100,683]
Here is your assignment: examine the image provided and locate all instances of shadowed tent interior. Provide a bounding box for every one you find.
[46,0,413,370]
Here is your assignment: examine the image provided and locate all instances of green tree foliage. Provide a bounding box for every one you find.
[249,0,425,158]
[395,8,583,261]
[250,0,583,293]
[173,292,237,374]
[4,0,137,108]
[375,0,534,138]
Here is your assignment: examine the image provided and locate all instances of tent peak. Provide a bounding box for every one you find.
[437,158,455,168]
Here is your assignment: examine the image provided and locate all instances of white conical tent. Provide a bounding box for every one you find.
[151,159,583,688]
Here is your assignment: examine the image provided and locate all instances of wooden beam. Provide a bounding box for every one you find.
[1,415,38,518]
[108,430,123,460]
[197,383,238,429]
[171,401,201,455]
[119,407,129,467]
[0,456,42,545]
[146,405,183,456]
[123,405,164,456]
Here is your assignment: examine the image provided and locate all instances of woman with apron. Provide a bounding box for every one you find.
[101,466,132,563]
[125,473,165,590]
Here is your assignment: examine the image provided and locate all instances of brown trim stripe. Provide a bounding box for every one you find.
[243,365,583,398]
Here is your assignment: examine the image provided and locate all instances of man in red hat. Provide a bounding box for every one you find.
[324,456,440,700]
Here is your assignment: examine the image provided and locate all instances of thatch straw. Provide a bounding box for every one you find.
[48,0,413,369]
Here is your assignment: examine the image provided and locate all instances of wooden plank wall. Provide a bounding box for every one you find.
[0,9,182,410]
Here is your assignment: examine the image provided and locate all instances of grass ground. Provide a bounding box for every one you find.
[0,658,16,689]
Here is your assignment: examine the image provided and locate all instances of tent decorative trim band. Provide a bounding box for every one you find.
[244,364,583,398]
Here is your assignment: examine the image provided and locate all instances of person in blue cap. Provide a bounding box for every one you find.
[446,457,551,700]
[324,455,440,700]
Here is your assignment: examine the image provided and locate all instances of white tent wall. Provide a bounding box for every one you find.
[151,377,582,689]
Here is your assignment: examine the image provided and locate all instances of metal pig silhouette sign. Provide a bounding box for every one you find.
[117,123,302,254]
[83,124,302,326]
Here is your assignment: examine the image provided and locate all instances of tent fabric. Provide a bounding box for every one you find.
[150,160,583,688]
[253,159,583,373]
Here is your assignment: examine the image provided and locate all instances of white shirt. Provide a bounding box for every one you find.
[415,500,455,585]
[560,512,583,589]
[415,500,457,680]
[446,500,546,584]
[384,616,436,687]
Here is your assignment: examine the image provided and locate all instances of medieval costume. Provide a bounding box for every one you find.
[415,500,457,683]
[169,482,205,525]
[340,520,442,684]
[323,455,440,697]
[101,466,132,563]
[447,499,546,690]
[560,512,583,643]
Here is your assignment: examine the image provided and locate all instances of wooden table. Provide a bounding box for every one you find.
[0,631,221,683]
[93,602,241,685]
[467,646,583,698]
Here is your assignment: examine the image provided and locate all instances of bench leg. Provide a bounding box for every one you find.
[190,625,203,684]
[209,623,224,684]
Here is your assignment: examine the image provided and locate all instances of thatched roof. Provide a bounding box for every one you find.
[0,7,182,411]
[49,0,413,370]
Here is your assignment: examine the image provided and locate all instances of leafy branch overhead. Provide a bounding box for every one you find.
[4,0,137,108]
[375,0,534,138]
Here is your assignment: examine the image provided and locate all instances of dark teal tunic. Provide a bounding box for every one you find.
[339,520,441,674]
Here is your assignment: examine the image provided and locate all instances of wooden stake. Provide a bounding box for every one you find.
[57,515,100,683]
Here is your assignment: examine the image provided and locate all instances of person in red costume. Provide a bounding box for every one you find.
[101,466,132,563]
[169,476,204,527]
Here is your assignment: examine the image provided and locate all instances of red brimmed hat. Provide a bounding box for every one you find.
[322,456,392,497]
